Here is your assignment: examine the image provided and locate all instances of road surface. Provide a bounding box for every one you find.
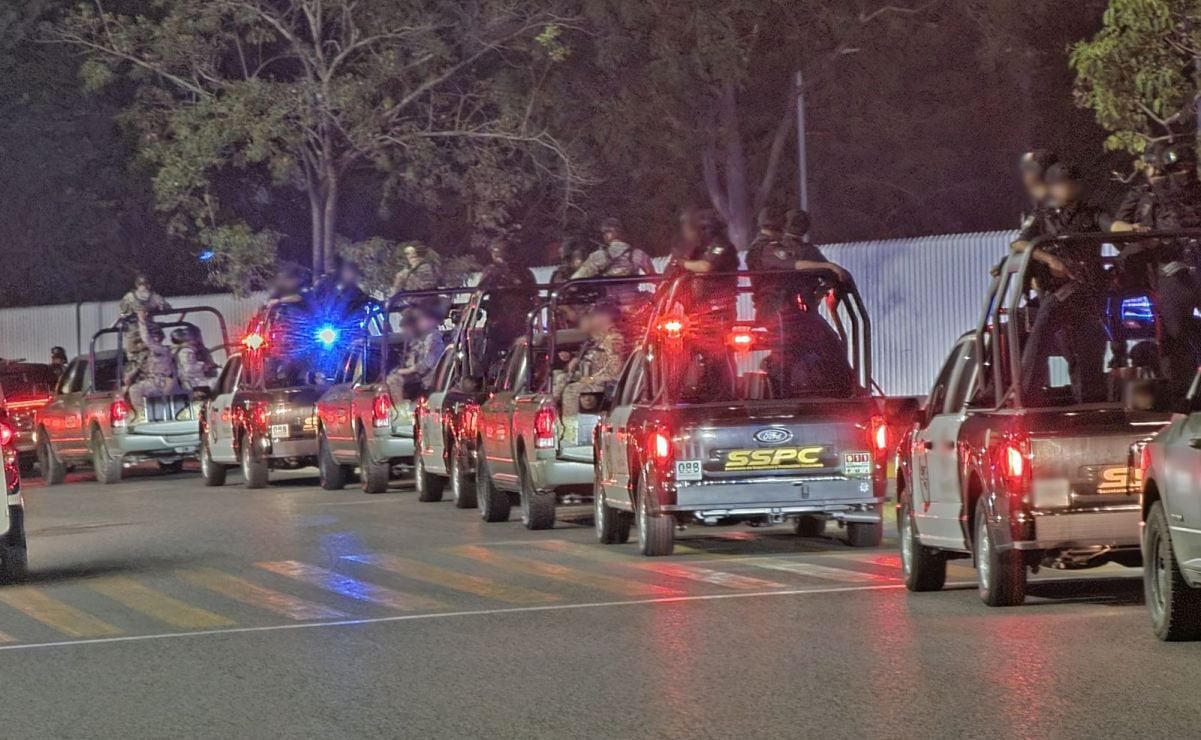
[0,464,1191,738]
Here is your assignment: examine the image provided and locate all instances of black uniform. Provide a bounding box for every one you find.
[746,231,831,316]
[477,262,538,378]
[1017,202,1110,404]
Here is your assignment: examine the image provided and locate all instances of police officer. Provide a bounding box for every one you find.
[478,239,537,289]
[313,258,370,323]
[1013,162,1110,404]
[49,347,68,380]
[265,263,311,309]
[126,312,181,417]
[386,305,446,402]
[1019,149,1059,223]
[559,302,626,446]
[1115,141,1201,394]
[573,218,656,279]
[746,207,849,316]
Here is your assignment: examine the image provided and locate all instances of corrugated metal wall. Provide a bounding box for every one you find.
[0,230,1015,395]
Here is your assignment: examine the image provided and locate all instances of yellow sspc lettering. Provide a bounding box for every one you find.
[726,451,750,468]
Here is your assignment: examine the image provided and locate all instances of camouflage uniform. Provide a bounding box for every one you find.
[117,291,171,357]
[572,241,656,279]
[175,342,216,391]
[127,319,181,415]
[386,328,445,404]
[393,260,442,294]
[559,326,625,446]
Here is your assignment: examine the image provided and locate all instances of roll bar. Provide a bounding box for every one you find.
[89,306,231,393]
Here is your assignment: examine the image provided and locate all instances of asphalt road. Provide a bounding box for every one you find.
[0,462,1194,739]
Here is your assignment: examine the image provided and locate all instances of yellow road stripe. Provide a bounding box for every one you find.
[345,554,559,605]
[256,561,444,612]
[534,541,785,590]
[0,588,121,638]
[89,577,235,630]
[182,568,348,621]
[451,545,682,598]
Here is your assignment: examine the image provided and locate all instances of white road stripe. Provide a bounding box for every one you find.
[747,560,896,583]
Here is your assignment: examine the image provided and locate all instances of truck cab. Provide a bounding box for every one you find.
[38,307,229,485]
[0,362,56,474]
[593,269,886,556]
[897,232,1176,606]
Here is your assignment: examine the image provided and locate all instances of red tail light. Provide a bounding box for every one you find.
[111,399,132,428]
[726,327,757,351]
[656,317,688,340]
[242,332,267,351]
[534,407,557,449]
[461,403,480,438]
[870,415,888,453]
[991,434,1030,495]
[0,422,13,448]
[249,403,270,431]
[648,429,672,463]
[372,393,394,428]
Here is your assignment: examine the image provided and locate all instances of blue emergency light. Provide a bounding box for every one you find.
[315,325,340,348]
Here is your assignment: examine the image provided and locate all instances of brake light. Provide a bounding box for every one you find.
[373,393,394,428]
[656,317,687,340]
[0,422,13,448]
[648,430,672,463]
[870,415,888,453]
[1006,445,1024,479]
[992,434,1031,495]
[534,407,557,449]
[726,327,756,351]
[461,403,480,438]
[111,399,132,428]
[243,332,267,351]
[249,403,270,431]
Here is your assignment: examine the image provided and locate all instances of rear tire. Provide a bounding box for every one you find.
[201,435,227,487]
[900,496,947,592]
[519,457,555,531]
[595,478,632,545]
[846,520,883,548]
[450,448,477,509]
[91,430,123,485]
[476,451,511,523]
[636,476,674,557]
[317,432,347,491]
[37,432,65,486]
[241,435,269,490]
[975,505,1026,607]
[1145,501,1201,641]
[415,449,445,502]
[359,433,390,494]
[795,515,826,538]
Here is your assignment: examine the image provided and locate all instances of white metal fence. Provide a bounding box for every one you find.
[0,230,1013,396]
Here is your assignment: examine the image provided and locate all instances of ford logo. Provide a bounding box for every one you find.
[754,428,793,445]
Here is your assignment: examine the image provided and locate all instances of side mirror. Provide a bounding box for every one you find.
[578,391,609,414]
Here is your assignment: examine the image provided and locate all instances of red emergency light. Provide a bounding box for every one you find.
[243,332,267,351]
[656,317,688,340]
[0,422,14,448]
[726,327,757,351]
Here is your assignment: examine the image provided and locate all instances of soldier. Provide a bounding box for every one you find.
[125,312,181,416]
[49,347,68,380]
[573,218,656,279]
[118,275,172,360]
[559,303,626,446]
[550,240,589,285]
[386,306,445,402]
[265,263,311,309]
[478,239,537,290]
[171,327,217,392]
[1012,162,1111,404]
[392,244,443,295]
[747,207,849,316]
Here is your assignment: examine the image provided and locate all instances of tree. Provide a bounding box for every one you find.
[56,0,581,287]
[1072,0,1201,153]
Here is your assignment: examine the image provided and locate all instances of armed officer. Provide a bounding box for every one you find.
[558,302,626,446]
[746,207,849,316]
[573,218,656,279]
[126,312,181,416]
[1012,162,1111,404]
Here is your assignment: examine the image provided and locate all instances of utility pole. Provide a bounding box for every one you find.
[795,70,809,212]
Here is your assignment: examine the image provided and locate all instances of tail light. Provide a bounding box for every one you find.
[870,415,888,454]
[656,317,688,340]
[249,403,270,431]
[242,332,267,351]
[0,422,13,448]
[991,434,1031,496]
[460,403,480,438]
[648,429,673,463]
[534,407,557,449]
[372,393,394,428]
[726,327,757,351]
[111,399,132,429]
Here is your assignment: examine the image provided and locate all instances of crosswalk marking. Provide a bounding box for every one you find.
[182,568,348,621]
[89,577,235,630]
[451,545,682,598]
[257,561,445,612]
[533,541,785,590]
[0,588,122,638]
[746,560,895,583]
[344,554,559,605]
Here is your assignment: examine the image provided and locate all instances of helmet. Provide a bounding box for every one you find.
[170,327,195,344]
[599,217,625,236]
[785,209,811,236]
[1043,162,1081,185]
[1020,149,1059,178]
[757,207,784,232]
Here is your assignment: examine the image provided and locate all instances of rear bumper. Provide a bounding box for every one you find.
[530,455,594,494]
[1012,506,1141,551]
[664,477,882,522]
[265,435,318,459]
[113,429,201,457]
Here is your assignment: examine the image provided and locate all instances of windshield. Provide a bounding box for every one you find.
[0,365,56,399]
[652,272,864,403]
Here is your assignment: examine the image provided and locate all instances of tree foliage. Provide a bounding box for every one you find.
[1072,0,1201,152]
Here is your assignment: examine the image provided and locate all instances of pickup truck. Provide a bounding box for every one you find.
[0,362,57,474]
[475,276,659,529]
[316,291,472,493]
[200,305,337,489]
[592,269,886,556]
[896,232,1177,607]
[0,410,28,581]
[37,307,229,485]
[413,285,544,510]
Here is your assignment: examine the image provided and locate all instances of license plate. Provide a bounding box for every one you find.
[843,452,872,477]
[271,424,290,439]
[675,460,703,481]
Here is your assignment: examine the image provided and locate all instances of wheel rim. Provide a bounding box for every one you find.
[977,516,991,595]
[900,506,914,575]
[1148,524,1168,621]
